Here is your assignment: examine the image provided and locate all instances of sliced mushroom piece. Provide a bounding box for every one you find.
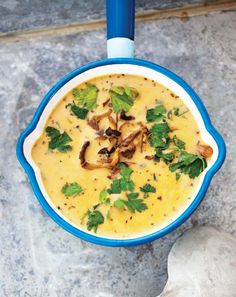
[80,141,120,170]
[196,143,213,158]
[120,143,136,159]
[87,110,112,131]
[79,141,112,170]
[121,130,142,147]
[105,127,121,138]
[120,110,135,121]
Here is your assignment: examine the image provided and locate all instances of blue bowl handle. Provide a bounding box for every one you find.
[106,0,135,58]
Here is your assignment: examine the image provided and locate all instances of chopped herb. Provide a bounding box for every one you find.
[114,199,125,209]
[70,104,89,119]
[114,193,147,213]
[61,182,83,197]
[149,123,171,149]
[167,110,173,119]
[153,173,157,181]
[124,193,148,213]
[169,151,207,179]
[106,210,111,220]
[108,163,135,194]
[46,126,72,152]
[155,148,175,163]
[146,104,166,122]
[109,86,138,113]
[176,173,181,181]
[172,135,186,150]
[140,183,156,193]
[87,210,104,233]
[140,183,156,198]
[99,189,110,205]
[73,83,98,110]
[173,107,189,117]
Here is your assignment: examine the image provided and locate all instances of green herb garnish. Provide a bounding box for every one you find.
[172,135,186,150]
[169,151,207,179]
[124,193,148,213]
[108,163,135,194]
[146,104,166,122]
[114,193,147,213]
[109,85,138,113]
[70,104,89,119]
[61,182,83,197]
[73,83,98,110]
[140,183,156,198]
[173,107,189,117]
[175,173,181,181]
[46,126,72,152]
[87,210,104,233]
[155,148,175,163]
[99,189,110,205]
[140,183,156,193]
[149,123,171,149]
[113,199,125,209]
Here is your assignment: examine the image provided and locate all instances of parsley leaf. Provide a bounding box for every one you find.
[99,189,110,205]
[73,83,98,110]
[114,199,125,209]
[140,183,156,198]
[109,85,138,113]
[61,182,83,197]
[173,107,189,117]
[172,135,185,150]
[169,151,207,179]
[149,123,171,148]
[119,163,133,179]
[140,183,156,193]
[146,104,166,122]
[176,173,181,181]
[46,126,72,152]
[70,104,89,119]
[108,164,135,194]
[155,148,175,163]
[124,193,148,213]
[87,210,104,233]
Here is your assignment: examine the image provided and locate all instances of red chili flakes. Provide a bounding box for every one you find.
[170,93,175,97]
[157,196,162,201]
[196,130,200,135]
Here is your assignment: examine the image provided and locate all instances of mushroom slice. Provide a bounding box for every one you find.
[87,110,112,131]
[79,141,120,170]
[121,130,142,147]
[120,143,136,159]
[79,141,112,170]
[196,143,213,158]
[120,110,135,121]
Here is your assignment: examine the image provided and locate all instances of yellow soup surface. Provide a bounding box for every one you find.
[32,74,212,238]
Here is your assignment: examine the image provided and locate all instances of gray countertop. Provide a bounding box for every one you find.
[0,10,236,297]
[0,0,218,33]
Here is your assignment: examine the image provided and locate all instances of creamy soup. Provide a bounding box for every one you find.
[32,74,212,238]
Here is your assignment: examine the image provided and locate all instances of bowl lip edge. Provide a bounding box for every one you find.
[16,58,226,247]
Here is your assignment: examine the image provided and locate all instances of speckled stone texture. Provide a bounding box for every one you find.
[0,11,236,297]
[0,0,217,33]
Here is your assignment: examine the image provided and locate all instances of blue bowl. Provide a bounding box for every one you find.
[16,58,226,247]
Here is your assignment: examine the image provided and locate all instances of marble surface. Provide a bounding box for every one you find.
[0,0,217,33]
[0,11,236,297]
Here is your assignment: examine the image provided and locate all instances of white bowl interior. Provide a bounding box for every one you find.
[23,64,218,240]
